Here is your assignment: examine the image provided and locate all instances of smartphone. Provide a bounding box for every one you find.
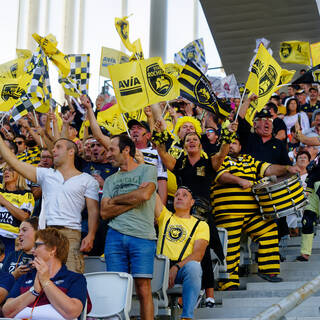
[22,257,33,268]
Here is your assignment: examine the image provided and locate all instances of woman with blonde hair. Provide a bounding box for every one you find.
[0,164,34,255]
[3,228,88,320]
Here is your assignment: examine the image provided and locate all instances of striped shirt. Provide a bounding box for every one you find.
[211,154,270,216]
[17,146,41,166]
[140,146,167,180]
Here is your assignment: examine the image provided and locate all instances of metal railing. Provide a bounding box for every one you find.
[251,274,320,320]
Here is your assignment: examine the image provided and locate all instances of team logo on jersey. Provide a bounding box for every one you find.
[146,63,173,96]
[167,225,186,242]
[313,70,320,82]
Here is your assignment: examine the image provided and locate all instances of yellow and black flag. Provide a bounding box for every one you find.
[115,16,135,53]
[279,41,311,66]
[292,64,320,84]
[178,60,232,119]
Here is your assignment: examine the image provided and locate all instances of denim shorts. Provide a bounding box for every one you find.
[104,228,156,278]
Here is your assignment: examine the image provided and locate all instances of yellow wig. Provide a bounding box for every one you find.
[173,116,202,138]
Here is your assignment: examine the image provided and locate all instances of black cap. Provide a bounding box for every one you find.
[254,109,272,119]
[296,89,305,95]
[127,119,150,132]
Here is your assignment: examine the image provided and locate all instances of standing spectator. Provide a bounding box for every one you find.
[265,102,287,141]
[0,136,99,274]
[297,90,310,116]
[14,135,27,155]
[305,87,320,118]
[128,119,168,204]
[201,127,220,157]
[101,134,157,320]
[0,165,34,256]
[283,98,310,135]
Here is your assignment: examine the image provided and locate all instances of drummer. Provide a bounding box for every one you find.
[211,136,300,290]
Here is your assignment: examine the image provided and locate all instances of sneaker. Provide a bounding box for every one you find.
[296,255,309,262]
[258,273,283,282]
[205,297,215,308]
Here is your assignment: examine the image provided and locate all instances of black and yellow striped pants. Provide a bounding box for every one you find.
[215,213,280,290]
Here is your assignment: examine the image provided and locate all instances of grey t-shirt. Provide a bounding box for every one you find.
[102,164,157,240]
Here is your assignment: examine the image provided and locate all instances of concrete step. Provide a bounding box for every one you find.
[246,281,307,291]
[194,297,320,318]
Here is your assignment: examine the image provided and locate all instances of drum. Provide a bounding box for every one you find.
[252,174,308,219]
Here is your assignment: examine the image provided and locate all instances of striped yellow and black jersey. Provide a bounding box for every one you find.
[211,154,271,216]
[0,189,34,238]
[17,146,41,166]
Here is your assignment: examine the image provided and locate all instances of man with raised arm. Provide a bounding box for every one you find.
[0,135,99,274]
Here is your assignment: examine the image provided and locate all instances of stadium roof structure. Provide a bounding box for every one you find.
[200,0,320,84]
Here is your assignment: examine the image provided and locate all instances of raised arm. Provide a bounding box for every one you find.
[80,94,110,150]
[0,135,37,183]
[238,94,258,119]
[156,143,176,171]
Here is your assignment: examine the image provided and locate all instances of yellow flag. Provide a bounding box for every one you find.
[279,69,296,85]
[97,103,147,135]
[32,33,70,78]
[0,49,31,80]
[164,63,182,78]
[115,16,135,53]
[129,39,144,61]
[100,47,129,78]
[279,41,311,65]
[245,44,282,126]
[311,42,320,66]
[108,57,179,113]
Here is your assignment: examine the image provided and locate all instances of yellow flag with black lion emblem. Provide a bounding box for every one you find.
[108,57,179,113]
[279,41,311,66]
[245,44,282,126]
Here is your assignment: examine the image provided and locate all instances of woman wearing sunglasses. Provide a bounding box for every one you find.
[3,228,87,320]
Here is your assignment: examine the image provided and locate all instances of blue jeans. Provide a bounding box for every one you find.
[175,261,202,318]
[105,228,156,278]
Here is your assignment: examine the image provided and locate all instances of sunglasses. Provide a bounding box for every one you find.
[15,141,24,145]
[34,241,45,249]
[206,129,215,134]
[91,143,101,148]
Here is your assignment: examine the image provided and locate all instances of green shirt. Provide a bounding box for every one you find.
[305,181,320,217]
[103,164,157,240]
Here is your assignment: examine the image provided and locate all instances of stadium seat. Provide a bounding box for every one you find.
[211,227,229,279]
[84,256,106,273]
[84,271,133,320]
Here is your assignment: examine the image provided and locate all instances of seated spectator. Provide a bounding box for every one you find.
[297,90,310,116]
[155,187,209,319]
[0,165,34,256]
[304,87,320,119]
[2,228,87,319]
[283,98,309,135]
[0,217,38,305]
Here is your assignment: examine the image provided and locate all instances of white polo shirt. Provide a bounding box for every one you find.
[36,168,99,230]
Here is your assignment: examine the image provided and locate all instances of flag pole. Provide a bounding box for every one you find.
[234,88,246,121]
[161,101,169,117]
[120,113,130,136]
[33,109,44,148]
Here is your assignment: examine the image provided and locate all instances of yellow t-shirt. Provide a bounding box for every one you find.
[156,207,209,261]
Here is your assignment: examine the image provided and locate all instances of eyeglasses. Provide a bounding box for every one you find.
[15,141,24,145]
[91,143,101,148]
[258,117,273,122]
[34,241,45,249]
[206,129,215,134]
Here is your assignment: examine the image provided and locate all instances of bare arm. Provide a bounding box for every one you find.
[238,94,258,119]
[265,164,300,176]
[154,193,164,219]
[0,195,30,221]
[80,198,99,252]
[156,143,176,171]
[3,292,38,318]
[275,129,286,141]
[80,94,110,150]
[218,172,253,189]
[157,179,167,205]
[100,182,156,219]
[0,135,37,183]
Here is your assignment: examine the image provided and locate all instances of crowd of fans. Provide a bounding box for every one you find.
[0,77,318,319]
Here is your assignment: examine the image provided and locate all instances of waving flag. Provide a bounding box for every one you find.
[100,47,129,78]
[292,64,320,84]
[115,16,135,53]
[178,60,231,119]
[279,41,311,66]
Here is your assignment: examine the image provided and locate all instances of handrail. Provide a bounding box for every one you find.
[251,274,320,320]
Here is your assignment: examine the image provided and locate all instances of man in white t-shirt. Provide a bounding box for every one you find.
[0,136,99,273]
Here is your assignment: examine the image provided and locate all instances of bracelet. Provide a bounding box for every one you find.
[174,263,181,271]
[42,280,51,289]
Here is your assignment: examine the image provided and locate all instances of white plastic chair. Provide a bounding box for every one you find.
[84,271,133,320]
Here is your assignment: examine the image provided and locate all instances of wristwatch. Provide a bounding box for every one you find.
[29,286,40,297]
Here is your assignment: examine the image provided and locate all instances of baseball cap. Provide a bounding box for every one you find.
[127,119,151,132]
